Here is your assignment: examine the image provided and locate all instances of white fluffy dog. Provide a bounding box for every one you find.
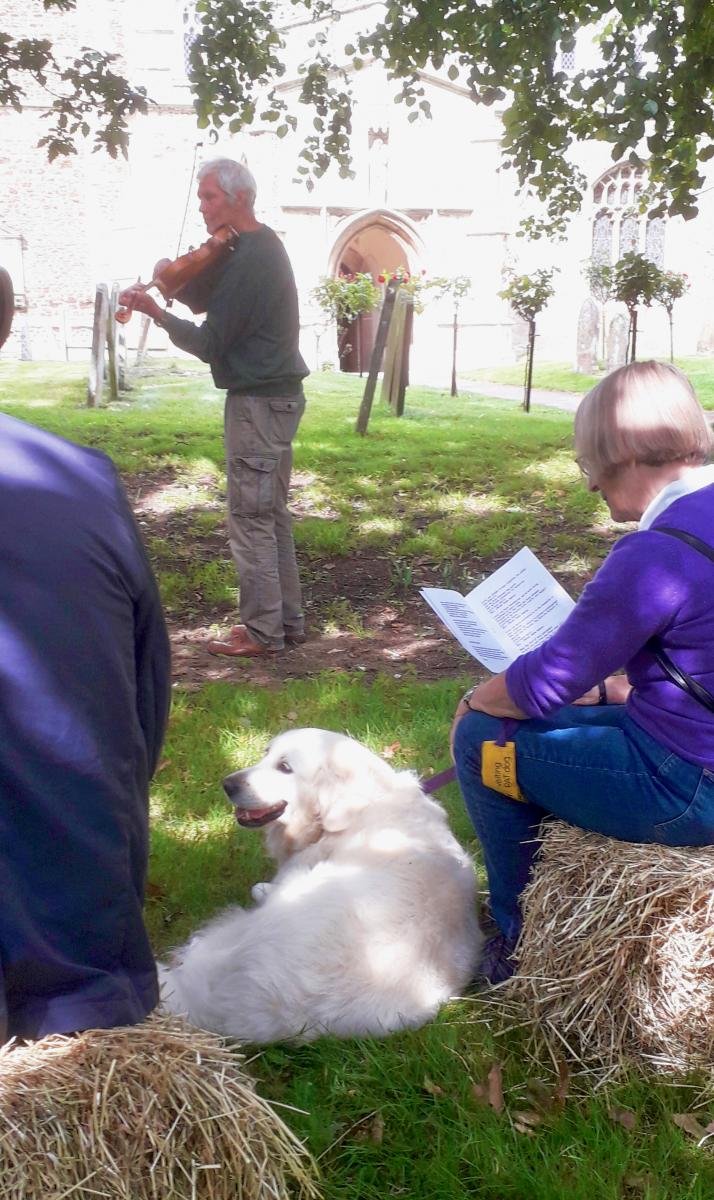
[159,728,481,1043]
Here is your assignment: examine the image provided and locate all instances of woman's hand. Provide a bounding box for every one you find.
[449,672,526,758]
[573,674,632,706]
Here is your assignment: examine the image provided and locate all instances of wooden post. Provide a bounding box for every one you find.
[117,314,127,390]
[394,296,414,417]
[382,289,407,410]
[87,283,109,407]
[106,285,120,403]
[135,313,152,366]
[355,279,399,435]
[109,282,128,390]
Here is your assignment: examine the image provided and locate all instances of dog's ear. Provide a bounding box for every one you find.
[315,739,390,833]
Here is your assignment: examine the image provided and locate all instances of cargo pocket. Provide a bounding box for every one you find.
[232,455,278,518]
[269,396,304,444]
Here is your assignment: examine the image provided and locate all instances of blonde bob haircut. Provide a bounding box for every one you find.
[574,360,712,480]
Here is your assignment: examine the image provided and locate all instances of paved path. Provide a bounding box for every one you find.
[413,373,582,412]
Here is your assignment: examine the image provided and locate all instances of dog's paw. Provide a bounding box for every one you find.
[251,881,272,904]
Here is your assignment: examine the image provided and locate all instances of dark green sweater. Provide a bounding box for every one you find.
[161,224,309,397]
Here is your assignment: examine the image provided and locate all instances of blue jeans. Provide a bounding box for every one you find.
[453,705,714,944]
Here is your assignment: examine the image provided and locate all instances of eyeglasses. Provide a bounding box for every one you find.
[576,459,632,485]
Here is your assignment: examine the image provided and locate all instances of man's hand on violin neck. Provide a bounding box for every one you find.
[117,286,163,322]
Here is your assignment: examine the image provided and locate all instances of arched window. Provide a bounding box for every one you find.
[618,211,639,257]
[592,211,613,265]
[182,2,201,76]
[590,163,660,265]
[645,216,665,268]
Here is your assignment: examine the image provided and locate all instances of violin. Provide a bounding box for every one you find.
[115,224,239,324]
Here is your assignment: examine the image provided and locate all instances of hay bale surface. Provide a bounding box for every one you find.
[507,821,714,1077]
[0,1012,320,1200]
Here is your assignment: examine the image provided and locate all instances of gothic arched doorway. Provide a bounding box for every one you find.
[328,210,424,373]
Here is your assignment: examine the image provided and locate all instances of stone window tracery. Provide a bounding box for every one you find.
[590,163,665,265]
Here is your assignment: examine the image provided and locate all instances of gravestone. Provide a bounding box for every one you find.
[576,298,599,373]
[606,313,628,370]
[696,320,714,354]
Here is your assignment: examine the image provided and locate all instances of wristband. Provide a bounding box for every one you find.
[597,680,607,705]
[462,686,477,711]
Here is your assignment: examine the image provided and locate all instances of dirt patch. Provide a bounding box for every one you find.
[129,470,598,691]
[166,554,476,690]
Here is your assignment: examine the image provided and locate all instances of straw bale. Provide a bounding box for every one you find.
[0,1011,320,1200]
[506,821,714,1077]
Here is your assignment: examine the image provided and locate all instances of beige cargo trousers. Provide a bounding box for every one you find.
[224,390,306,649]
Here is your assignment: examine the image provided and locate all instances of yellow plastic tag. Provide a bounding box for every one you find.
[481,740,524,801]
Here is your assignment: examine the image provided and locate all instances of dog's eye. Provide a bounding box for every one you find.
[276,759,293,775]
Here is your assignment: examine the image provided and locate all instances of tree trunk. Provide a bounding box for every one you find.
[523,320,535,412]
[601,303,606,365]
[629,307,638,363]
[668,310,674,363]
[450,308,458,397]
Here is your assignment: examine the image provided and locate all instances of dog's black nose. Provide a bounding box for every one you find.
[222,769,245,801]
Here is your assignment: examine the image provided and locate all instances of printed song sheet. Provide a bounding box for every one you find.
[421,547,575,671]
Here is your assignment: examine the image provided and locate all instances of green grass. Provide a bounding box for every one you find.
[0,358,609,577]
[148,678,714,1200]
[3,359,714,1198]
[464,356,714,407]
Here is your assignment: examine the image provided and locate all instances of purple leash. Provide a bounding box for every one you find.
[420,719,516,793]
[420,764,457,794]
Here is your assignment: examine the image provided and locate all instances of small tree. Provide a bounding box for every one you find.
[583,261,614,365]
[655,270,689,363]
[612,252,663,363]
[499,269,557,412]
[428,274,472,396]
[312,272,380,373]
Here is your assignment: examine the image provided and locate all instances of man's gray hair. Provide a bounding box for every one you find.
[198,158,257,206]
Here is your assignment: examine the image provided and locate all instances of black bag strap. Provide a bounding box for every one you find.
[646,526,714,714]
[656,525,714,563]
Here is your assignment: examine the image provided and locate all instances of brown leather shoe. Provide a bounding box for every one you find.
[284,629,307,645]
[208,627,276,657]
[229,623,307,646]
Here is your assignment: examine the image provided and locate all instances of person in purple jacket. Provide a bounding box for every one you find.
[0,413,171,1041]
[451,360,714,986]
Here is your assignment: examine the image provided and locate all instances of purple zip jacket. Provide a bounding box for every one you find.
[506,483,714,768]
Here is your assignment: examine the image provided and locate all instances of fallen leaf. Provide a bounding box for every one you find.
[422,1077,445,1097]
[471,1081,489,1105]
[673,1113,708,1139]
[524,1078,553,1111]
[286,710,298,721]
[624,1172,656,1194]
[609,1108,637,1132]
[512,1109,543,1129]
[512,1119,536,1137]
[382,741,402,759]
[352,1112,385,1144]
[487,1063,504,1114]
[155,758,171,773]
[368,1113,385,1144]
[145,880,166,899]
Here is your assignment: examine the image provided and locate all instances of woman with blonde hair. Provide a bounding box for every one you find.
[451,361,714,986]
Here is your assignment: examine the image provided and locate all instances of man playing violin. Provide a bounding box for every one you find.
[118,158,309,658]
